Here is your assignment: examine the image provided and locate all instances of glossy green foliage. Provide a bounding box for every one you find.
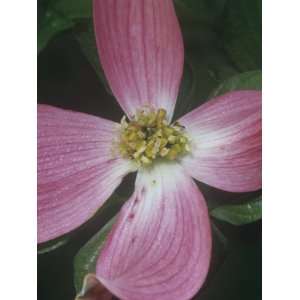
[211,196,262,225]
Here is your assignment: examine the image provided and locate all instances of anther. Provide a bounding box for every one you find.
[117,108,190,166]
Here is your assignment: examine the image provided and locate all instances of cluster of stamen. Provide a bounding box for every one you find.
[118,108,190,166]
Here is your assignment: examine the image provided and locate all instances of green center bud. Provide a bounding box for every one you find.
[118,108,191,166]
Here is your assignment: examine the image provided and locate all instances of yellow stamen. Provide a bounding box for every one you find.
[117,108,190,166]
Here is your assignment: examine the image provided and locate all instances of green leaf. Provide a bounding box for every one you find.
[74,218,115,293]
[38,0,92,53]
[51,0,92,20]
[210,70,261,97]
[210,196,262,225]
[74,20,112,95]
[175,0,227,25]
[38,9,74,53]
[221,0,262,71]
[38,234,70,254]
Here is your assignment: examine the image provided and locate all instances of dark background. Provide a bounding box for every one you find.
[38,0,262,299]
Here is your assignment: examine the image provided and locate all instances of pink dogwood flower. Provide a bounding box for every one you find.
[38,1,261,300]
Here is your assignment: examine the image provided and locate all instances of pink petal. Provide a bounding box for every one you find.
[95,163,211,300]
[38,105,135,243]
[93,0,184,120]
[179,90,262,192]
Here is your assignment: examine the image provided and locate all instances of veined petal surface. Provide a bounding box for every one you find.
[38,105,135,243]
[96,163,211,300]
[179,91,262,192]
[93,0,184,120]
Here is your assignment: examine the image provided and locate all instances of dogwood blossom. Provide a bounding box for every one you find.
[38,1,261,299]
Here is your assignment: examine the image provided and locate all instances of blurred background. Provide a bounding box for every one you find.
[37,0,262,299]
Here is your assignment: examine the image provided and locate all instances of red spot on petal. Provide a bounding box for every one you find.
[128,213,135,220]
[140,187,146,196]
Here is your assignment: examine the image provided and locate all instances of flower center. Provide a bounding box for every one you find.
[118,108,190,166]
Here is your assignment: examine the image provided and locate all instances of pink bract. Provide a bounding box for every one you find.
[179,90,261,192]
[93,0,183,121]
[38,105,134,243]
[96,163,211,300]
